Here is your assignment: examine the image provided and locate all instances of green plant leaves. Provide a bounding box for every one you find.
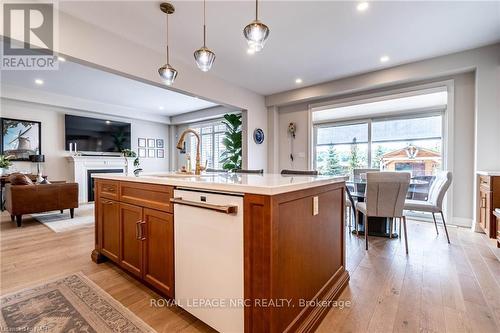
[221,113,242,171]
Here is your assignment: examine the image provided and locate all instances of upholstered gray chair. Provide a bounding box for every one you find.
[404,171,452,244]
[356,172,411,253]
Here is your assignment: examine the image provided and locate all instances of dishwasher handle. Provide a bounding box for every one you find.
[170,197,238,214]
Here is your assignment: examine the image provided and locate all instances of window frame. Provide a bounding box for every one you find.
[184,118,228,170]
[312,111,445,171]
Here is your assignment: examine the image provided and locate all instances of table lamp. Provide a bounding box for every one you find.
[29,155,45,183]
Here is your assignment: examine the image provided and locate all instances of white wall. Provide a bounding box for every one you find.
[50,9,267,170]
[1,98,170,181]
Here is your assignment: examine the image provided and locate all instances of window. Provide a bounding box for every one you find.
[186,120,227,170]
[315,122,369,176]
[314,113,443,178]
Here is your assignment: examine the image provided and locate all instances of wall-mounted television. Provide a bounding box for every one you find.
[65,114,131,153]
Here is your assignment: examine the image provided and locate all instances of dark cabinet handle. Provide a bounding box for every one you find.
[136,220,142,240]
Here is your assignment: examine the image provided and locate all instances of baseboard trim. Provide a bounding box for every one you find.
[285,267,350,333]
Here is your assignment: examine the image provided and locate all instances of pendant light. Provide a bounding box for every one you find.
[158,2,178,85]
[194,0,216,72]
[243,0,270,52]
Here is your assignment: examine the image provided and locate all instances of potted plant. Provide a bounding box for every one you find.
[0,155,13,176]
[122,149,139,176]
[220,113,242,171]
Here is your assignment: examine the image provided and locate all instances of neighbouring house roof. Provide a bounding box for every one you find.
[381,146,441,160]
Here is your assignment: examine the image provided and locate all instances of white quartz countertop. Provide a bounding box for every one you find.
[477,171,500,176]
[92,172,348,195]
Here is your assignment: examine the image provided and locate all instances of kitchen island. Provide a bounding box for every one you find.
[92,173,349,333]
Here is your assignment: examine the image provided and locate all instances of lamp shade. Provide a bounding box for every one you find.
[29,154,45,163]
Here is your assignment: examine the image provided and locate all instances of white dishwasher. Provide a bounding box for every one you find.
[172,189,244,333]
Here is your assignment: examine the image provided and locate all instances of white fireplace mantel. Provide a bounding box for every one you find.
[66,155,134,203]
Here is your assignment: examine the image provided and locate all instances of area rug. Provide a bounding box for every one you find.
[0,272,155,333]
[32,204,94,233]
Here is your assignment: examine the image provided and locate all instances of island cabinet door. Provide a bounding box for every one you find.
[97,198,120,263]
[119,203,144,278]
[142,208,174,298]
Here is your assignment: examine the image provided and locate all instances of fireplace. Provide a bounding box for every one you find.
[87,169,123,202]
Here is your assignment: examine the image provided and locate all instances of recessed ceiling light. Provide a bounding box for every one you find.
[357,2,369,12]
[57,56,66,62]
[380,55,390,63]
[105,120,111,124]
[295,78,303,84]
[34,79,44,85]
[158,106,164,110]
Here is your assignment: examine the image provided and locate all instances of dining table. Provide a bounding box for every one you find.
[346,177,430,238]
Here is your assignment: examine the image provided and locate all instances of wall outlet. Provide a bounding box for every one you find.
[313,196,319,216]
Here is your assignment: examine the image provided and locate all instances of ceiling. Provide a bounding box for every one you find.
[1,57,218,117]
[59,1,500,95]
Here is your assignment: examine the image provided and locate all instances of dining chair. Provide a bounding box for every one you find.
[353,168,379,192]
[281,169,318,176]
[355,172,411,253]
[233,169,264,174]
[403,171,452,244]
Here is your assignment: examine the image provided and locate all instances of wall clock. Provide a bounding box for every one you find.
[253,128,265,144]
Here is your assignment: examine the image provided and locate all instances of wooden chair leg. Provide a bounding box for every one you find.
[10,215,15,222]
[402,216,409,254]
[60,210,64,214]
[431,212,439,235]
[365,215,369,251]
[389,218,393,238]
[440,211,450,244]
[70,208,75,219]
[16,215,22,227]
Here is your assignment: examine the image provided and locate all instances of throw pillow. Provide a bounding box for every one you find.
[9,173,34,185]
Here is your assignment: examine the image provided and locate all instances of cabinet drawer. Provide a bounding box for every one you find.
[479,176,491,190]
[120,181,173,213]
[97,180,119,200]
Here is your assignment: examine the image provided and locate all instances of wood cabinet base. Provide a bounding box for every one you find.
[93,179,348,332]
[91,249,107,264]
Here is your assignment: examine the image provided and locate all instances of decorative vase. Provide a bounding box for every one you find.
[124,157,135,176]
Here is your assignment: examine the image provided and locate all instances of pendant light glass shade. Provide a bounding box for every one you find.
[158,3,177,85]
[194,46,216,72]
[243,0,269,52]
[243,20,269,52]
[158,63,178,85]
[194,0,215,72]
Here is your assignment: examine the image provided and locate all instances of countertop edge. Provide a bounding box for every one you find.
[92,174,347,195]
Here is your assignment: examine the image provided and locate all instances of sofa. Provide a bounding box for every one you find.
[4,174,79,227]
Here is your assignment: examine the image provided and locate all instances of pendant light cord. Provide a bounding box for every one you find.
[203,0,207,47]
[255,0,258,21]
[166,12,170,63]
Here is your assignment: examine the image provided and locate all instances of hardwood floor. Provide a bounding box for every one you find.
[1,211,499,333]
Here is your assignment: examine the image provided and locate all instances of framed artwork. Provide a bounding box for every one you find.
[1,118,41,161]
[138,138,147,147]
[147,139,155,148]
[156,149,164,158]
[138,148,146,158]
[156,139,164,149]
[148,149,155,158]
